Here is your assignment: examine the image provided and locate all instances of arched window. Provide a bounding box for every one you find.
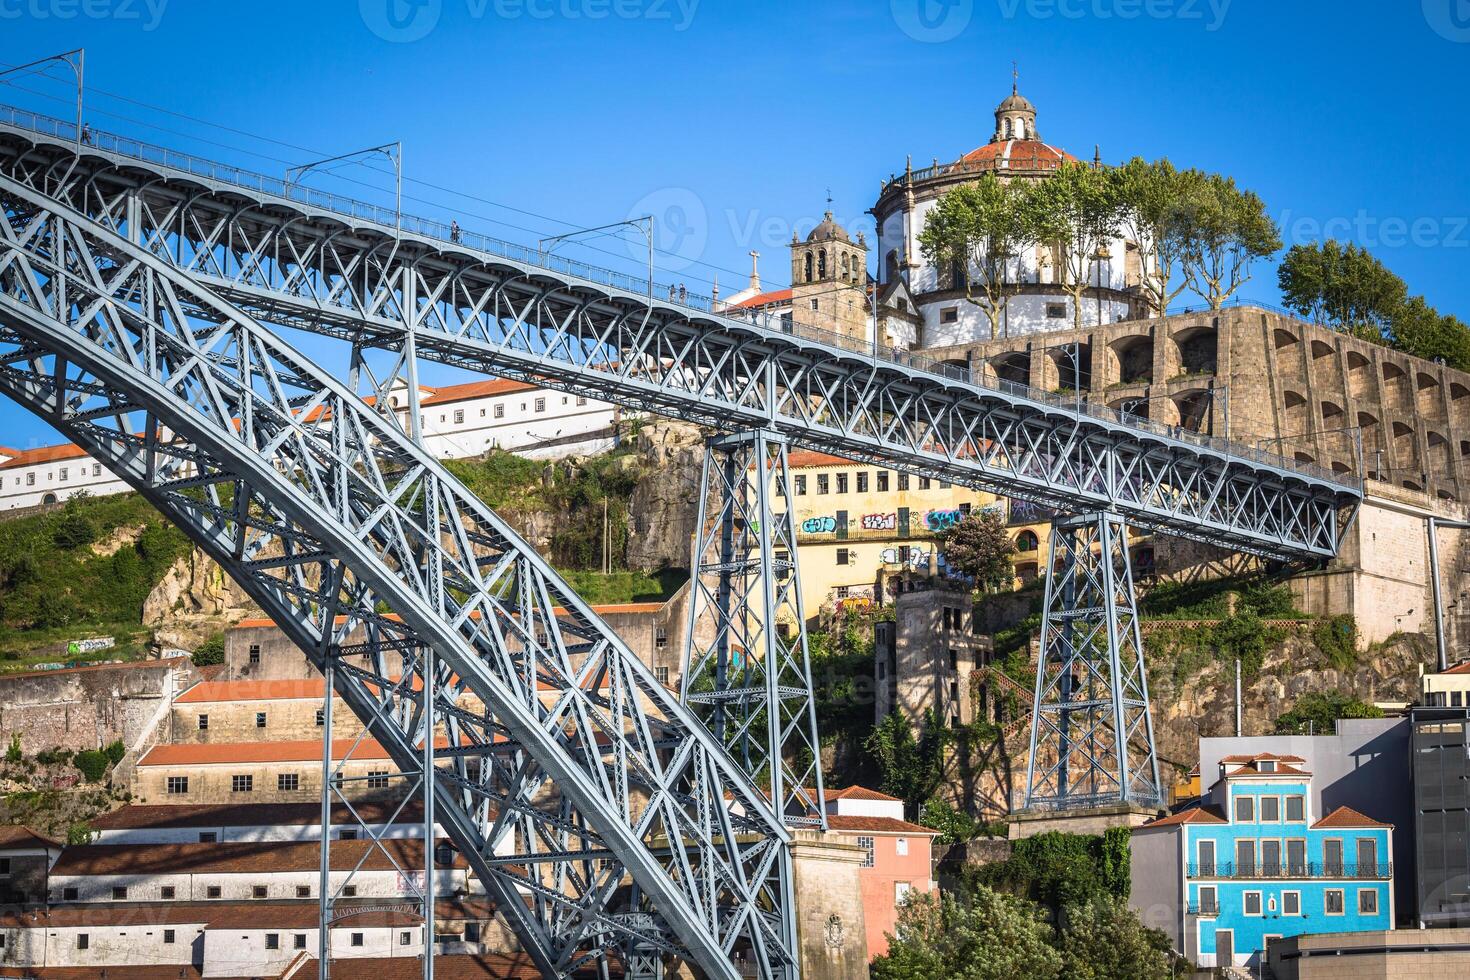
[1004,118,1012,138]
[840,253,849,279]
[1016,119,1026,139]
[1015,530,1039,552]
[818,250,827,279]
[804,252,814,283]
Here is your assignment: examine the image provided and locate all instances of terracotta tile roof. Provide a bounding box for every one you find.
[827,785,901,802]
[0,442,93,470]
[201,898,494,930]
[956,138,1076,170]
[0,825,60,849]
[91,800,425,831]
[0,968,218,980]
[826,814,936,835]
[785,450,850,469]
[1441,660,1470,675]
[1141,805,1229,828]
[0,655,189,683]
[1219,752,1307,764]
[50,838,467,876]
[1225,761,1311,778]
[175,678,327,703]
[0,905,213,928]
[137,737,401,767]
[1312,805,1392,830]
[420,378,538,406]
[0,445,20,458]
[727,288,793,310]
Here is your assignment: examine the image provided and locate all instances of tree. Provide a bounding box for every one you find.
[872,888,1063,980]
[919,797,981,846]
[1179,172,1281,309]
[1025,162,1123,330]
[1060,894,1173,980]
[1391,295,1470,371]
[942,509,1016,592]
[918,174,1040,338]
[191,632,226,668]
[866,709,951,815]
[1111,158,1195,316]
[1278,240,1407,337]
[1274,690,1383,735]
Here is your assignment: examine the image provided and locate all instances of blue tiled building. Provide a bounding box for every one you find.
[1131,751,1394,970]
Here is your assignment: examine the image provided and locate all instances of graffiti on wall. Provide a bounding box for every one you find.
[860,512,897,531]
[923,508,965,532]
[801,516,837,534]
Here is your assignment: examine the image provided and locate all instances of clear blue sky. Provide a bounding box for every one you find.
[1,0,1467,447]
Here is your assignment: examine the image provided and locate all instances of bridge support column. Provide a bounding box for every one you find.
[682,429,826,829]
[1022,512,1162,813]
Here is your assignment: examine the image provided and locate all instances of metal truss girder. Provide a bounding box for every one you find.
[1023,512,1162,811]
[0,122,1359,563]
[682,429,827,830]
[0,175,798,980]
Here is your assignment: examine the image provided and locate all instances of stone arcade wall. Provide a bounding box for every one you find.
[0,657,195,757]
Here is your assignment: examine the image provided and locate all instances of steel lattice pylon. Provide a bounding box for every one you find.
[1023,512,1162,811]
[682,430,827,829]
[0,174,798,980]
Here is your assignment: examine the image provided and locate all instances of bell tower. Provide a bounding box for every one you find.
[993,65,1039,142]
[789,205,868,342]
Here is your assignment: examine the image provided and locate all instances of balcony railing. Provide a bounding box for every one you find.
[1187,861,1392,881]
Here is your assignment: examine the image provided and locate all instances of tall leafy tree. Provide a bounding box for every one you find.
[866,709,952,815]
[872,888,1064,980]
[1278,240,1407,338]
[1179,173,1281,309]
[1110,158,1196,316]
[1393,297,1470,371]
[942,509,1017,592]
[918,174,1039,338]
[1025,162,1124,330]
[1060,895,1173,980]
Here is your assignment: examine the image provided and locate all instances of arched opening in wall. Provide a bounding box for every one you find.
[804,252,814,283]
[1331,461,1352,475]
[1346,349,1373,399]
[41,493,56,505]
[1417,371,1446,419]
[1461,440,1470,458]
[1429,431,1452,474]
[1172,390,1212,433]
[1015,530,1039,552]
[1110,335,1154,384]
[1391,420,1418,470]
[991,352,1030,387]
[1131,546,1156,582]
[1294,452,1316,465]
[818,250,827,279]
[1382,361,1411,409]
[1172,326,1218,377]
[1403,479,1424,492]
[1273,328,1300,350]
[1439,489,1457,501]
[1452,382,1470,402]
[1310,339,1335,361]
[1358,411,1382,476]
[1320,400,1344,423]
[1047,344,1092,391]
[1283,390,1308,433]
[1110,397,1149,421]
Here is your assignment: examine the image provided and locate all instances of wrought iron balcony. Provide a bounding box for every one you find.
[1187,861,1392,881]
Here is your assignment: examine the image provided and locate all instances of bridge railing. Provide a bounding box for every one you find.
[0,103,1360,491]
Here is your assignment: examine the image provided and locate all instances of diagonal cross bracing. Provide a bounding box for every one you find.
[0,174,798,980]
[0,110,1360,563]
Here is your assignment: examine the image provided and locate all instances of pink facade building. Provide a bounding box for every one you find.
[823,786,939,957]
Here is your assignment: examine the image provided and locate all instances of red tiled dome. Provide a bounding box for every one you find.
[957,138,1076,172]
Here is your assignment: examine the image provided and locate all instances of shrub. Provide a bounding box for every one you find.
[1275,691,1382,735]
[73,750,110,783]
[102,740,125,766]
[919,798,981,846]
[35,747,71,766]
[65,822,93,846]
[4,734,19,763]
[191,632,226,667]
[49,507,97,550]
[1311,614,1359,670]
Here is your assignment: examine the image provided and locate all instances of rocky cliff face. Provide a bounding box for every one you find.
[142,548,258,652]
[625,421,706,572]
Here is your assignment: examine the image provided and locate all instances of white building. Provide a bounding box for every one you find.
[0,378,619,511]
[90,801,439,845]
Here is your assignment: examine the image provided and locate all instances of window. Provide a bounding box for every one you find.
[62,887,78,901]
[167,776,189,795]
[255,711,267,728]
[655,626,668,649]
[1243,891,1262,916]
[1356,838,1379,875]
[466,922,481,943]
[316,708,325,727]
[351,932,365,947]
[232,774,253,793]
[1234,795,1254,823]
[294,934,308,949]
[59,467,68,482]
[453,409,464,424]
[576,396,588,406]
[1325,889,1344,915]
[1046,303,1067,319]
[1261,840,1282,876]
[1282,891,1300,916]
[248,643,261,665]
[897,473,909,491]
[367,770,391,789]
[76,934,89,950]
[296,885,311,898]
[941,308,958,324]
[809,298,819,311]
[918,477,931,490]
[896,837,908,856]
[1260,796,1280,822]
[338,829,357,841]
[493,404,505,419]
[112,886,128,900]
[1197,885,1217,915]
[857,472,869,493]
[1287,838,1306,876]
[265,933,280,950]
[1235,839,1255,876]
[93,463,101,477]
[836,548,849,566]
[535,397,546,413]
[836,473,848,494]
[1324,839,1344,876]
[479,408,486,417]
[655,666,670,685]
[857,836,875,868]
[817,474,829,495]
[160,886,176,899]
[207,885,221,898]
[24,472,33,486]
[278,773,299,791]
[343,886,358,897]
[163,929,176,944]
[197,714,209,731]
[400,931,412,946]
[1286,796,1305,822]
[1258,759,1277,773]
[1196,840,1216,876]
[795,475,807,495]
[198,832,217,844]
[877,471,889,492]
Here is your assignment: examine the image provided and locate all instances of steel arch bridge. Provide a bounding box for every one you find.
[0,174,796,980]
[0,108,1362,562]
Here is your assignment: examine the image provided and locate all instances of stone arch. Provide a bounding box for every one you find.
[1310,339,1335,360]
[804,252,814,283]
[1047,344,1092,391]
[1382,361,1411,410]
[1172,325,1218,376]
[818,250,827,279]
[1015,530,1039,552]
[1294,451,1316,464]
[991,352,1030,387]
[1452,381,1470,401]
[1172,389,1212,433]
[1110,335,1154,384]
[41,493,56,505]
[1320,400,1344,422]
[1273,327,1300,350]
[1331,461,1352,475]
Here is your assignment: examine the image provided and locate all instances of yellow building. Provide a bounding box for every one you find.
[774,451,1050,621]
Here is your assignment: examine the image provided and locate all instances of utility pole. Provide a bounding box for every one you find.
[1235,658,1242,737]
